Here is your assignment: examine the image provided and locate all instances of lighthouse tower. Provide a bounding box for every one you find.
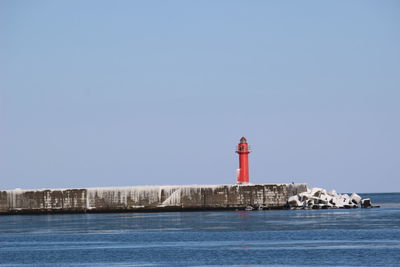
[236,137,251,184]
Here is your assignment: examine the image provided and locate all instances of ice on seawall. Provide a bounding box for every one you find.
[87,186,188,209]
[288,187,378,209]
[1,184,308,214]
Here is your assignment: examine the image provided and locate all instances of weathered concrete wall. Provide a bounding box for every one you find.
[0,184,307,215]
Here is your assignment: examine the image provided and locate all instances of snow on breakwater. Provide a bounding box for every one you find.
[0,184,307,215]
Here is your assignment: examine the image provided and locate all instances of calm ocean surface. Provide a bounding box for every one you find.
[1,193,399,266]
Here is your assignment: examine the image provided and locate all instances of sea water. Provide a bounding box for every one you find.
[1,193,399,266]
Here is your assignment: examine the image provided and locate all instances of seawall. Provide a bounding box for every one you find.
[0,184,307,215]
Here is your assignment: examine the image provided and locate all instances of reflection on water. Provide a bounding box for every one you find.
[0,193,399,266]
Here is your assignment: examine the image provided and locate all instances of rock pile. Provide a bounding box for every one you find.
[288,188,378,209]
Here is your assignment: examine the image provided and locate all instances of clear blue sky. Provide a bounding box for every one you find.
[1,1,399,192]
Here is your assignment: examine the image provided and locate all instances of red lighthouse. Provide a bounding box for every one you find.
[236,137,251,184]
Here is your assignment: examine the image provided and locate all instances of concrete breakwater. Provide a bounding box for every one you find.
[0,184,307,215]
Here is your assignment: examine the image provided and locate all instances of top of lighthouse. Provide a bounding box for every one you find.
[237,137,251,153]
